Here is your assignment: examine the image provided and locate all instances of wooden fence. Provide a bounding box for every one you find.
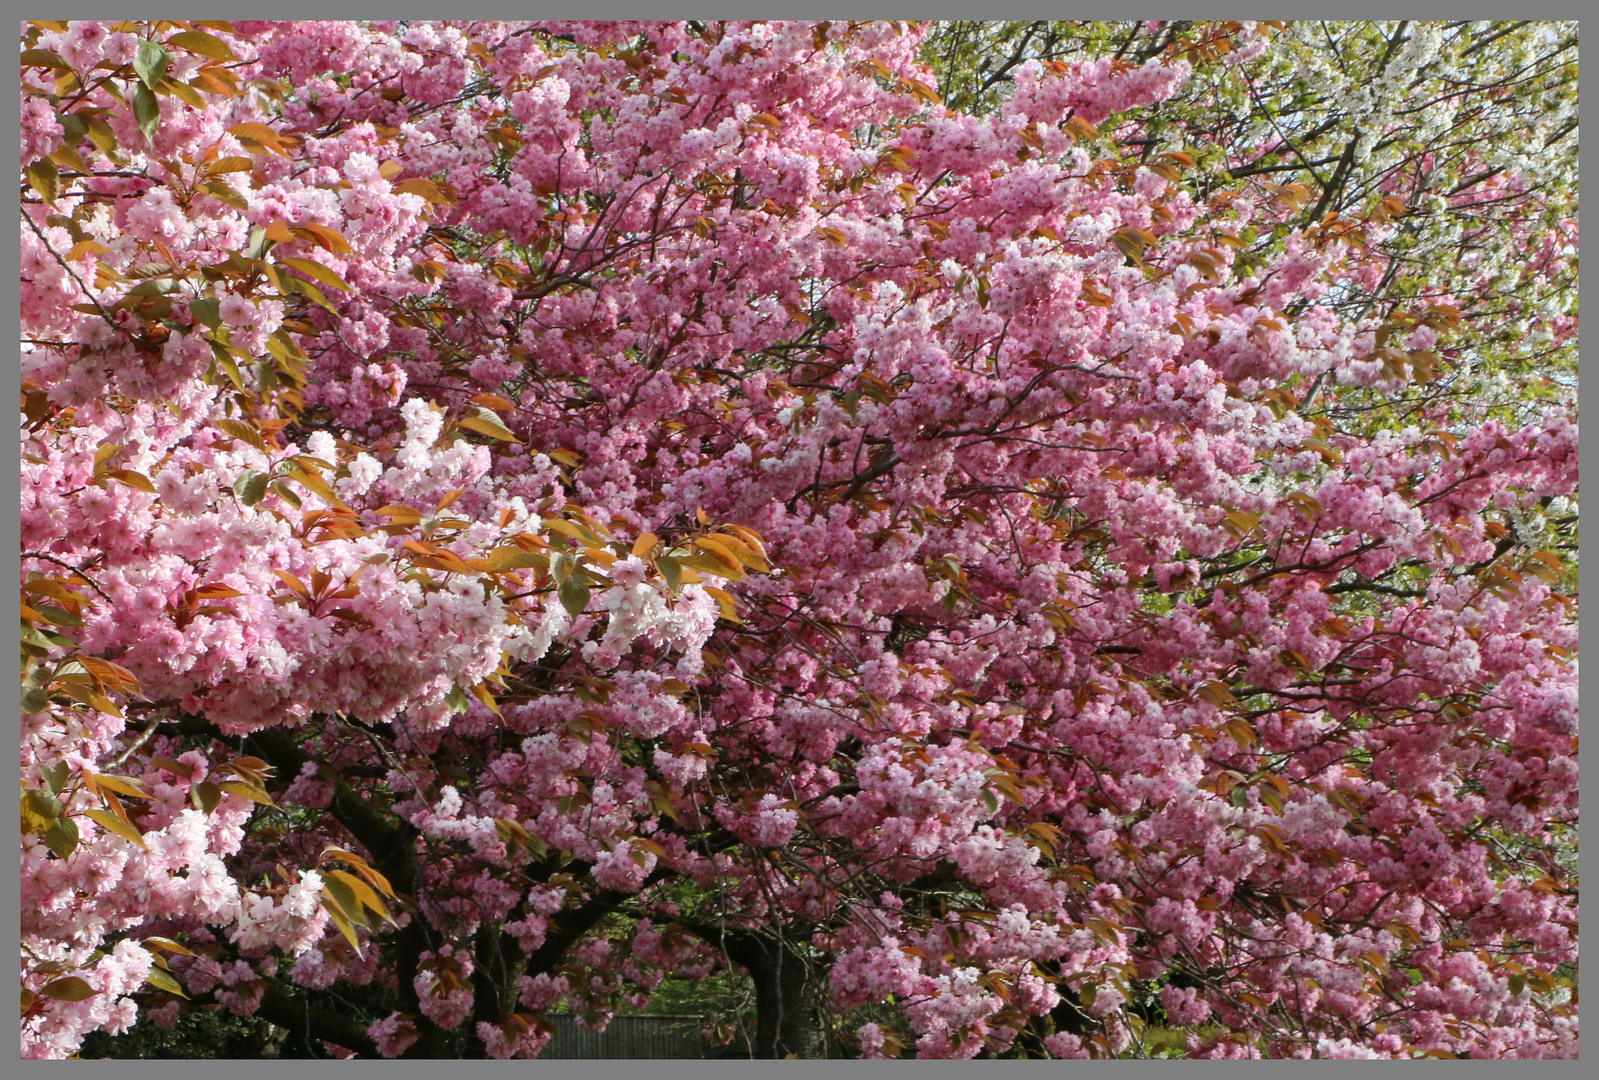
[542,1014,707,1059]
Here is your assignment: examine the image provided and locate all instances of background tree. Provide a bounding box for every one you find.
[923,20,1579,425]
[22,19,1576,1060]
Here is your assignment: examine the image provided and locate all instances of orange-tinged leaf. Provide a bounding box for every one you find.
[713,531,770,572]
[167,30,237,61]
[83,808,149,850]
[459,407,520,443]
[542,518,598,544]
[692,535,746,573]
[207,155,254,175]
[217,780,274,806]
[468,681,502,718]
[104,469,157,493]
[57,681,122,719]
[320,847,368,868]
[147,756,194,780]
[328,869,396,926]
[272,570,310,597]
[677,553,744,581]
[393,177,454,205]
[65,239,112,262]
[1222,510,1261,538]
[722,524,768,558]
[294,222,352,254]
[1224,717,1258,750]
[77,656,141,692]
[702,586,741,623]
[228,122,285,147]
[87,774,152,800]
[376,504,426,523]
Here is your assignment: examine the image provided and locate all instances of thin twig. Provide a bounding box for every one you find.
[20,209,120,331]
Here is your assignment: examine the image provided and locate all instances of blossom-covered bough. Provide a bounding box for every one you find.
[21,20,1576,1059]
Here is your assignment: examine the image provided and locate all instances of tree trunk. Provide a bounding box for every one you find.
[722,934,822,1058]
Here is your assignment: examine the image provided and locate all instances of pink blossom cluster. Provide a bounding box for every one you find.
[19,18,1577,1061]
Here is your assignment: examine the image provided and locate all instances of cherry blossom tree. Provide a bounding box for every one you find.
[22,20,1576,1060]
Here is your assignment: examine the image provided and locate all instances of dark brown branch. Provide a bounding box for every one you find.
[520,866,675,976]
[251,985,380,1058]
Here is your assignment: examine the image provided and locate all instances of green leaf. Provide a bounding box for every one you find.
[19,48,72,71]
[33,603,82,628]
[233,470,269,506]
[144,966,188,998]
[322,873,367,930]
[558,574,591,618]
[44,815,79,859]
[192,781,221,815]
[279,256,352,293]
[84,116,119,156]
[189,297,221,329]
[22,789,60,834]
[283,272,339,313]
[132,83,162,146]
[133,39,169,90]
[201,180,249,211]
[142,936,196,957]
[328,868,395,926]
[212,342,245,390]
[320,890,365,957]
[25,157,59,204]
[122,277,180,299]
[44,762,69,795]
[21,688,50,715]
[39,976,96,1002]
[156,74,207,110]
[83,808,148,851]
[25,788,62,823]
[656,554,682,592]
[21,624,57,650]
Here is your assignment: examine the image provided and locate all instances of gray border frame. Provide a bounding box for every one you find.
[12,2,1586,1076]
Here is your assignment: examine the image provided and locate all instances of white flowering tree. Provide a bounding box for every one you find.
[923,20,1578,424]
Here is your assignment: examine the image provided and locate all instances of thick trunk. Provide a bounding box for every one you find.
[718,933,822,1058]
